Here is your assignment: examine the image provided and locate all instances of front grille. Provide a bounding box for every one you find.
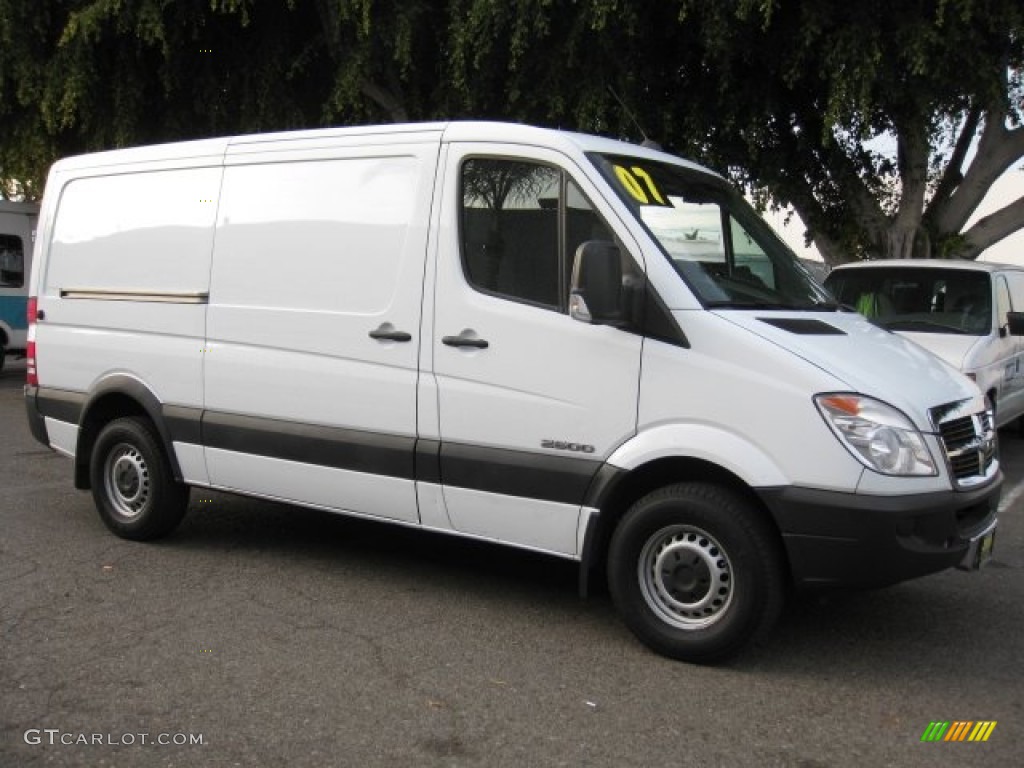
[935,408,997,487]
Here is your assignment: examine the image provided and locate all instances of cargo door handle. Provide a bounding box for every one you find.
[369,324,412,342]
[442,332,489,349]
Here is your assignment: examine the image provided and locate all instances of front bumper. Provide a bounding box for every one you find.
[758,474,1001,589]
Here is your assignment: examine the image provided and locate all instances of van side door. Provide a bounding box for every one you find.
[204,134,441,523]
[426,144,644,556]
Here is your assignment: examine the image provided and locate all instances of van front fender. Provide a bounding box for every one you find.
[606,423,790,488]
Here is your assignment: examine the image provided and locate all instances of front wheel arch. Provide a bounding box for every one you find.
[579,457,790,598]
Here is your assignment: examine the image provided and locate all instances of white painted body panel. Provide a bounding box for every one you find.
[33,163,216,412]
[44,417,77,457]
[435,485,581,557]
[45,168,221,294]
[905,332,984,372]
[173,442,209,486]
[203,136,441,522]
[632,311,866,492]
[713,310,980,436]
[206,447,418,523]
[904,330,1024,428]
[34,315,205,407]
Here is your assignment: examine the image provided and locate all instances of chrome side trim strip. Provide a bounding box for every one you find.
[59,288,209,304]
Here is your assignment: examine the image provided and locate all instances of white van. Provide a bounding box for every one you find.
[25,122,1000,661]
[0,200,38,371]
[825,260,1024,429]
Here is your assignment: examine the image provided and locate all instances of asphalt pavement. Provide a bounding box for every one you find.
[1,357,1021,767]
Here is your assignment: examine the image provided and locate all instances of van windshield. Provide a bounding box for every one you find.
[824,267,992,336]
[589,153,834,310]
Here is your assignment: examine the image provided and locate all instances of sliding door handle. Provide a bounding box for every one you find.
[369,324,412,342]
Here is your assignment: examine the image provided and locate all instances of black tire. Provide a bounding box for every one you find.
[607,482,785,663]
[89,417,189,540]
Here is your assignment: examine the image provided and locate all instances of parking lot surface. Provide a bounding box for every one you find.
[1,358,1021,767]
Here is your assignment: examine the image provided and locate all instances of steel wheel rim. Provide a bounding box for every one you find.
[638,524,734,630]
[103,442,151,520]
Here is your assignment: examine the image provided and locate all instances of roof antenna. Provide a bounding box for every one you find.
[607,86,663,151]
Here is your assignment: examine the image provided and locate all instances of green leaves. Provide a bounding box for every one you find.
[1,1,1021,259]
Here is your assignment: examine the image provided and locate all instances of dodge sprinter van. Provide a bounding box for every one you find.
[0,200,38,371]
[25,122,1000,662]
[826,259,1024,429]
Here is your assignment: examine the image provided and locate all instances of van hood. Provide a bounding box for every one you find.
[714,310,980,431]
[892,331,982,371]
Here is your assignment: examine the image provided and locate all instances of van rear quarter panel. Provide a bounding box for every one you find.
[36,166,220,407]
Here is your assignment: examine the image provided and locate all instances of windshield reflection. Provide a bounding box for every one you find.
[590,153,834,310]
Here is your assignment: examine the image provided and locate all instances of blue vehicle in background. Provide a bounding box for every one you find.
[1,201,39,373]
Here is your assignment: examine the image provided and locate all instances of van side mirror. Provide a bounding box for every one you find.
[1007,311,1024,336]
[570,241,624,325]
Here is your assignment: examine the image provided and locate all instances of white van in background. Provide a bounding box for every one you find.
[0,200,38,371]
[25,122,1000,662]
[825,260,1024,429]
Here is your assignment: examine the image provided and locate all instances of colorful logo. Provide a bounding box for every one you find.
[921,721,997,742]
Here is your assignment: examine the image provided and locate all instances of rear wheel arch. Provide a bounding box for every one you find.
[74,377,182,489]
[89,415,190,540]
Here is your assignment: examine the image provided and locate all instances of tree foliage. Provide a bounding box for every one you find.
[1,1,1022,264]
[665,0,1024,262]
[443,0,1024,262]
[0,0,447,197]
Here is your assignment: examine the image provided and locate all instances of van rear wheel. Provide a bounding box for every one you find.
[90,417,189,540]
[607,483,784,663]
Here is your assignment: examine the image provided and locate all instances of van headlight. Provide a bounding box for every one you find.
[815,394,937,476]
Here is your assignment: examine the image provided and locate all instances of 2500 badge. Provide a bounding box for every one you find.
[541,439,595,454]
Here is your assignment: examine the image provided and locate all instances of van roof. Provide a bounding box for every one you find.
[830,258,1024,274]
[49,120,714,177]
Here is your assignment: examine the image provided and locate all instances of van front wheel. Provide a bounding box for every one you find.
[90,417,189,540]
[607,483,784,663]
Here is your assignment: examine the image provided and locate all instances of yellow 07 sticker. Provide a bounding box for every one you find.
[613,164,667,206]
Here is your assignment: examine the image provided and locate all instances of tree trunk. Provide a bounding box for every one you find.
[880,225,918,260]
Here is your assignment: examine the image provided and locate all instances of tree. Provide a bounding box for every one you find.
[0,0,448,198]
[444,1,1024,264]
[2,1,1022,265]
[669,0,1024,264]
